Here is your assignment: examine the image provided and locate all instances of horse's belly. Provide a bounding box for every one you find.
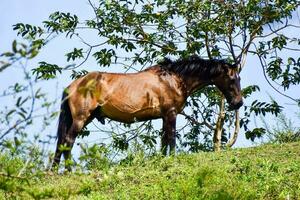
[101,101,161,123]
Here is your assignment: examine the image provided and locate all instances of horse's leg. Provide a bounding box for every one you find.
[52,137,65,170]
[63,119,85,171]
[162,108,177,156]
[161,118,168,156]
[167,109,177,155]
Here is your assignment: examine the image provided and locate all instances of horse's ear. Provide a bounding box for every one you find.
[223,65,229,73]
[159,57,173,66]
[226,63,239,72]
[231,62,242,73]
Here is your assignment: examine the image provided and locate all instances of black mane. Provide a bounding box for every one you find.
[158,55,234,78]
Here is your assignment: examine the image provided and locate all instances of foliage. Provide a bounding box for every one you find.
[1,142,300,199]
[0,35,57,172]
[263,112,300,144]
[240,96,283,142]
[32,62,62,80]
[78,144,111,171]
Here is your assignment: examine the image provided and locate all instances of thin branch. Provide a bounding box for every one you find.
[258,17,289,38]
[0,113,48,143]
[87,0,100,24]
[0,60,37,141]
[204,32,212,59]
[226,110,240,148]
[64,37,109,70]
[64,46,92,70]
[237,18,267,63]
[126,38,176,52]
[227,12,238,64]
[180,111,214,130]
[255,46,299,103]
[124,49,146,72]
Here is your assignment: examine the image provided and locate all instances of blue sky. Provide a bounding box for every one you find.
[1,1,299,152]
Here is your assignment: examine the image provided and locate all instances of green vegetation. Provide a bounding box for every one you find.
[263,113,300,144]
[1,1,300,199]
[1,142,300,199]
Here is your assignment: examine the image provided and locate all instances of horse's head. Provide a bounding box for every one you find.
[212,62,243,110]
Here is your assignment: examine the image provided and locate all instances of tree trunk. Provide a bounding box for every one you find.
[213,96,225,151]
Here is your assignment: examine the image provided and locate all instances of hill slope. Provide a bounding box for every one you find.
[1,142,300,199]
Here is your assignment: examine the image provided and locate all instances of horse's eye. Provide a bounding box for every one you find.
[229,76,235,82]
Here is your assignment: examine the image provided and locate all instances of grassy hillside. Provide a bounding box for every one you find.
[1,142,300,200]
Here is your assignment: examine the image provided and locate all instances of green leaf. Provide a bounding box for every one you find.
[0,62,11,72]
[32,62,62,80]
[66,48,84,62]
[6,109,16,118]
[93,49,116,67]
[12,40,17,53]
[245,128,266,142]
[16,97,22,107]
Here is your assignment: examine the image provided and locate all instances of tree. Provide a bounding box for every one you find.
[6,0,300,156]
[0,38,57,163]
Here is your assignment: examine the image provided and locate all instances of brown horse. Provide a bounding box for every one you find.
[52,55,243,171]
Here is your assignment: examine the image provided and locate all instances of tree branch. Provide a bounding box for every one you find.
[180,111,214,130]
[254,45,299,103]
[226,110,240,148]
[213,96,225,151]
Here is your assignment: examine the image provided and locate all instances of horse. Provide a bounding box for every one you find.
[52,55,243,171]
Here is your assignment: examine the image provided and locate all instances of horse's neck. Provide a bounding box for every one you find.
[183,76,210,96]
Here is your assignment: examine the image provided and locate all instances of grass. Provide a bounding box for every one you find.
[1,142,300,199]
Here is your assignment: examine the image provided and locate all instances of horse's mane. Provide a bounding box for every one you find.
[156,55,233,78]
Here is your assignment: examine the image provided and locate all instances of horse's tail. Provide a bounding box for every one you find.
[57,90,72,143]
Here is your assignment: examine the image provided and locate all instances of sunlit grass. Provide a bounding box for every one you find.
[1,142,300,199]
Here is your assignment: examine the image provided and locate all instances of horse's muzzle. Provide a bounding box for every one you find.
[229,100,243,110]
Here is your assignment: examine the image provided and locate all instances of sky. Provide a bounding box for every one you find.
[1,0,299,156]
